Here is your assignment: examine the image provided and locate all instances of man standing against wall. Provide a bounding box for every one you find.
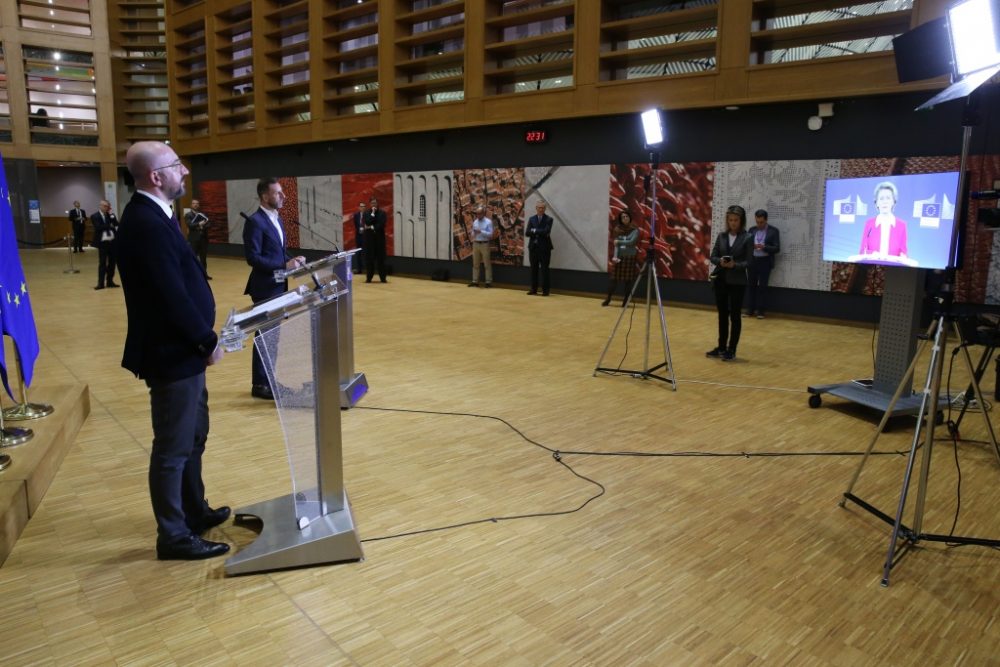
[185,199,211,278]
[745,209,780,319]
[243,178,306,400]
[526,201,554,296]
[468,204,493,288]
[68,200,87,253]
[91,199,119,290]
[116,140,230,561]
[351,200,367,274]
[363,196,387,283]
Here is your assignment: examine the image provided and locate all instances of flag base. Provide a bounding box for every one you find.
[3,402,54,421]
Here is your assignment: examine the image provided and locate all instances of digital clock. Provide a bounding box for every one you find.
[524,129,548,144]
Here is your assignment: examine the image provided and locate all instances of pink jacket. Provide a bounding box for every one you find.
[859,216,908,257]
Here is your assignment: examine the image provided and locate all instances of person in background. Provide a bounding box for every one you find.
[69,200,87,253]
[91,199,119,290]
[351,201,367,274]
[468,204,493,288]
[363,196,387,283]
[603,211,639,307]
[707,205,752,361]
[184,199,211,278]
[745,209,780,319]
[526,201,554,296]
[243,177,306,400]
[115,140,229,561]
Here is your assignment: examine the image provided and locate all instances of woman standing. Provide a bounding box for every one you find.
[707,205,752,361]
[603,211,640,307]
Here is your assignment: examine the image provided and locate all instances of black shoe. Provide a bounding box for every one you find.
[601,298,610,307]
[207,276,213,280]
[107,282,119,288]
[366,279,372,283]
[706,347,723,358]
[484,283,492,288]
[542,292,549,296]
[190,506,231,534]
[527,290,537,295]
[156,535,230,561]
[251,384,274,400]
[94,286,104,290]
[380,279,387,283]
[468,282,479,287]
[721,350,736,361]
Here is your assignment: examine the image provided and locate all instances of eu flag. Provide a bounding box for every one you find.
[0,155,40,400]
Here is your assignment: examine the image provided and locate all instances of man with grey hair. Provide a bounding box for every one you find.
[91,199,119,289]
[116,141,230,561]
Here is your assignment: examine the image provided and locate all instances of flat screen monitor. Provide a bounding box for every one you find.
[822,171,960,270]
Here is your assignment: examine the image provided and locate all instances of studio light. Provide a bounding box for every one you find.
[949,0,1000,76]
[640,108,663,147]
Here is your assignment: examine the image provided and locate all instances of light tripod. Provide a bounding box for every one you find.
[840,93,1000,585]
[594,150,676,389]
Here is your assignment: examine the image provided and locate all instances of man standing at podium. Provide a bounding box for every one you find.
[116,140,230,561]
[243,177,306,400]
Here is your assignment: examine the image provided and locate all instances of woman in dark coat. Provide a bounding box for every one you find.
[707,205,752,361]
[603,211,640,307]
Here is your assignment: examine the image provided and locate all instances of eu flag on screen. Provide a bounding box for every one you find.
[0,155,40,400]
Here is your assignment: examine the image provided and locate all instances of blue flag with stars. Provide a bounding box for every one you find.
[0,155,40,400]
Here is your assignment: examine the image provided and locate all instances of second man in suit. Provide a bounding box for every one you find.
[91,199,119,289]
[525,201,554,296]
[243,177,306,400]
[745,209,780,319]
[363,195,387,283]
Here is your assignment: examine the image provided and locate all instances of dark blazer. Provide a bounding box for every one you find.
[362,207,387,249]
[748,225,780,268]
[69,207,87,225]
[352,210,365,249]
[243,207,291,301]
[526,214,554,250]
[91,210,118,246]
[116,192,217,382]
[709,230,752,286]
[185,210,209,245]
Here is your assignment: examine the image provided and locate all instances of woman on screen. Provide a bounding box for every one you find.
[707,205,751,362]
[859,181,908,261]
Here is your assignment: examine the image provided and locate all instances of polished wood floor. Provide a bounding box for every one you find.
[2,249,999,666]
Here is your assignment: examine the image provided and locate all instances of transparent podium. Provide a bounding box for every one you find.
[275,249,367,408]
[219,258,364,575]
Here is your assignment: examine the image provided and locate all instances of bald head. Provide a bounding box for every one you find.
[126,141,188,201]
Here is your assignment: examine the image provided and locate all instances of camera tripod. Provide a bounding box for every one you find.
[841,304,1000,586]
[594,151,675,389]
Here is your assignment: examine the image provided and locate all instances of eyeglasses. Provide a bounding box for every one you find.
[152,160,183,172]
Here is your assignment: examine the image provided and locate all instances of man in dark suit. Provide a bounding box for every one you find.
[351,201,366,274]
[68,200,86,253]
[363,195,387,283]
[745,209,780,319]
[91,199,119,290]
[525,201,554,296]
[116,140,230,561]
[184,199,211,277]
[243,177,306,400]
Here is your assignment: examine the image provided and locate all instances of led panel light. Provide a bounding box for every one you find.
[640,109,663,146]
[949,0,1000,76]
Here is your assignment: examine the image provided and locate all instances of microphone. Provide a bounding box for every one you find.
[971,189,1000,200]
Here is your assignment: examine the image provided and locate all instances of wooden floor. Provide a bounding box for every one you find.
[3,249,999,666]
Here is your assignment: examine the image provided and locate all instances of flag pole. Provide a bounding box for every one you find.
[0,383,33,448]
[2,347,53,421]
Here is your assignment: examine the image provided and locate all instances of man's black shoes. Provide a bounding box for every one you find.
[191,505,231,534]
[156,535,230,561]
[251,384,274,400]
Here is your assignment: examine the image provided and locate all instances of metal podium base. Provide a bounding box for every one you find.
[3,402,55,421]
[807,382,950,415]
[0,453,10,471]
[340,372,367,408]
[225,492,363,575]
